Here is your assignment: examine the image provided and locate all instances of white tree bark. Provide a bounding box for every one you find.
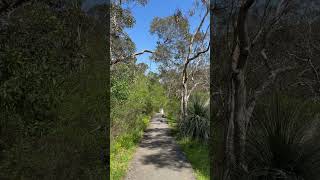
[180,7,210,121]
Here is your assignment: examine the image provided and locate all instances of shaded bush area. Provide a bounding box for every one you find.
[0,1,108,179]
[245,94,320,180]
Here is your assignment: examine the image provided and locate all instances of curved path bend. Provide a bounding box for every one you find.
[124,113,196,180]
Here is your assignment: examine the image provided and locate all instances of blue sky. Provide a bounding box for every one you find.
[124,0,209,73]
[83,0,209,73]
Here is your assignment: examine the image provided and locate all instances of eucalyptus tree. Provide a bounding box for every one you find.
[150,0,210,121]
[110,0,153,67]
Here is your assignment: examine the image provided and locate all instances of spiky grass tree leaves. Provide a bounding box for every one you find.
[179,94,209,142]
[246,94,320,180]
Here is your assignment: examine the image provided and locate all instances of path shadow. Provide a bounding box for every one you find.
[140,148,191,170]
[138,115,191,170]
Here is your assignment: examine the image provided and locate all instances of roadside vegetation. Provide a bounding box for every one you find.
[110,0,210,179]
[167,94,210,180]
[110,61,169,180]
[0,1,108,179]
[178,137,209,180]
[110,115,149,180]
[3,0,320,180]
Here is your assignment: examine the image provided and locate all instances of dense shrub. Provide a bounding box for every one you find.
[179,93,209,142]
[110,64,170,180]
[0,2,108,179]
[165,97,180,120]
[110,64,168,139]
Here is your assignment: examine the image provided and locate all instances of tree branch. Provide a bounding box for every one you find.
[186,7,209,61]
[187,82,201,99]
[247,63,295,115]
[111,49,154,65]
[187,43,210,61]
[132,49,154,56]
[232,0,255,72]
[288,52,320,84]
[182,7,209,84]
[251,0,291,48]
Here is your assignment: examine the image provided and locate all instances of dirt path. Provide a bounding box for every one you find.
[124,113,196,180]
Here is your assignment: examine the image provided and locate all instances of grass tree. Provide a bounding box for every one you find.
[246,95,320,179]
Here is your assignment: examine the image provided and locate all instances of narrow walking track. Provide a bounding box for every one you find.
[124,113,196,180]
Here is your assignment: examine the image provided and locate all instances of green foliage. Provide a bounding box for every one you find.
[150,13,191,65]
[110,115,149,180]
[111,64,132,104]
[111,64,168,138]
[110,57,169,180]
[165,97,180,121]
[147,73,168,111]
[0,2,79,138]
[245,94,320,180]
[110,67,169,179]
[179,94,209,141]
[110,3,136,64]
[150,15,190,42]
[167,107,209,180]
[0,1,108,179]
[109,0,176,178]
[177,137,209,180]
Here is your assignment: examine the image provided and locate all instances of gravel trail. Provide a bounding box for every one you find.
[124,113,196,180]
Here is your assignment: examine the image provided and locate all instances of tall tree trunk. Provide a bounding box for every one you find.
[181,74,188,121]
[224,66,251,179]
[223,0,255,178]
[214,0,293,179]
[180,5,209,122]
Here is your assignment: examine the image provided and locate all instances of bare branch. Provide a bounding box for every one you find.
[132,49,154,56]
[186,7,209,60]
[288,52,320,83]
[111,49,154,65]
[181,4,210,86]
[288,52,309,62]
[187,82,201,99]
[251,0,291,47]
[187,43,210,61]
[247,66,295,114]
[247,44,297,114]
